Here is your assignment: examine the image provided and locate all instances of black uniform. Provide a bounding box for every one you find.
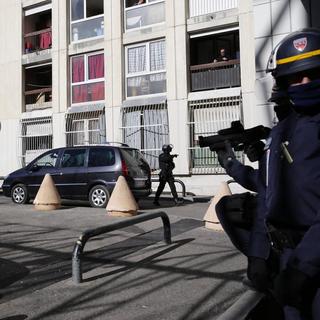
[154,146,179,205]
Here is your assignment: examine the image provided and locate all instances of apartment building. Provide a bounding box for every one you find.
[0,0,319,195]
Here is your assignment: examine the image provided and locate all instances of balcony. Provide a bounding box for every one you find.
[190,59,240,92]
[189,0,238,18]
[24,28,52,54]
[25,88,52,112]
[24,64,52,112]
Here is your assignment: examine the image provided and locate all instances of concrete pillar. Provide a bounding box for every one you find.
[238,0,257,128]
[166,0,189,174]
[52,113,66,148]
[105,0,123,142]
[52,0,68,114]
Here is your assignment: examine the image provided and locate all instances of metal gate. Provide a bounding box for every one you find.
[188,95,243,174]
[65,110,106,147]
[120,103,169,170]
[19,116,53,166]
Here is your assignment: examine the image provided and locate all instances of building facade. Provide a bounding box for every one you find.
[0,0,319,195]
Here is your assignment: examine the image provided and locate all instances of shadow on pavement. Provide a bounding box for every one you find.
[0,316,28,320]
[0,218,204,303]
[0,258,30,289]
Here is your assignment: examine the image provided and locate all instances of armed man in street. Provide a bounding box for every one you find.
[153,144,183,206]
[213,28,320,320]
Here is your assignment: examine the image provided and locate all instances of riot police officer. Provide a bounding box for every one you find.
[216,28,320,320]
[153,144,183,206]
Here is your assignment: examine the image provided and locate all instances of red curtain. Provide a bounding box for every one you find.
[88,54,104,79]
[72,56,85,82]
[72,85,88,103]
[90,82,105,101]
[40,31,52,49]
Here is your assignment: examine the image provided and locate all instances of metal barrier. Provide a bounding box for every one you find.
[72,211,171,284]
[151,178,186,197]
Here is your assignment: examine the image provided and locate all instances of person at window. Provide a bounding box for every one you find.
[135,0,145,5]
[153,144,183,206]
[214,48,229,63]
[215,28,320,319]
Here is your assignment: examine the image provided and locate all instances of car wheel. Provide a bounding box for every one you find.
[11,184,29,204]
[89,185,110,208]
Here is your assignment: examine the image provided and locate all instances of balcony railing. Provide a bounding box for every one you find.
[189,0,238,18]
[24,28,52,54]
[25,87,52,111]
[190,59,240,92]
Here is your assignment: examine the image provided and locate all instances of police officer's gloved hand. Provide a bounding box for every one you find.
[273,266,314,312]
[244,141,265,162]
[217,140,235,169]
[172,154,178,158]
[247,256,270,292]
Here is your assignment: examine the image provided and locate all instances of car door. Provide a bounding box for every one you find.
[53,148,88,198]
[87,146,117,191]
[26,150,61,197]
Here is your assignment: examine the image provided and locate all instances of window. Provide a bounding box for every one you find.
[70,0,104,42]
[88,147,115,167]
[124,0,165,31]
[121,103,169,169]
[71,52,105,104]
[61,149,86,167]
[34,151,58,167]
[126,40,166,98]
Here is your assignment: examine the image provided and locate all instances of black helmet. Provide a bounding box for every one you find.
[266,28,320,79]
[162,144,173,152]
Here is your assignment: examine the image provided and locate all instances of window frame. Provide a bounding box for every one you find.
[125,39,166,99]
[123,0,165,32]
[70,0,104,43]
[70,50,105,106]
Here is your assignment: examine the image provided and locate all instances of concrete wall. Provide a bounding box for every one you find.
[253,0,311,127]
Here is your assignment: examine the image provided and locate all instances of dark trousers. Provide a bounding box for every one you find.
[215,195,320,320]
[154,174,178,201]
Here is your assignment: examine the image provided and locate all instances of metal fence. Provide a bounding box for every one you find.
[120,103,169,170]
[18,116,53,167]
[65,110,106,147]
[188,95,243,174]
[189,0,238,18]
[190,60,241,92]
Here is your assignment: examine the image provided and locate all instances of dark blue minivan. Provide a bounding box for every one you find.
[2,145,152,207]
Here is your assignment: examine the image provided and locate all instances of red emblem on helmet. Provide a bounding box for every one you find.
[293,37,307,52]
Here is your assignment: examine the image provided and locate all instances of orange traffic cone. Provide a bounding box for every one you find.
[33,174,61,211]
[106,176,139,217]
[203,181,231,231]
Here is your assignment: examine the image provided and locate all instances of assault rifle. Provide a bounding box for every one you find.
[199,121,271,160]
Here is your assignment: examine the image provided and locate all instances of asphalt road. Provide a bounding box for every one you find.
[0,195,247,320]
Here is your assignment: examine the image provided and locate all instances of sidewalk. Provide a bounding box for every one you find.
[0,195,247,320]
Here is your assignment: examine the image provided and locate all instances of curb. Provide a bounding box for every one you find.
[216,289,264,320]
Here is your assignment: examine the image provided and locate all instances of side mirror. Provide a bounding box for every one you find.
[30,164,40,172]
